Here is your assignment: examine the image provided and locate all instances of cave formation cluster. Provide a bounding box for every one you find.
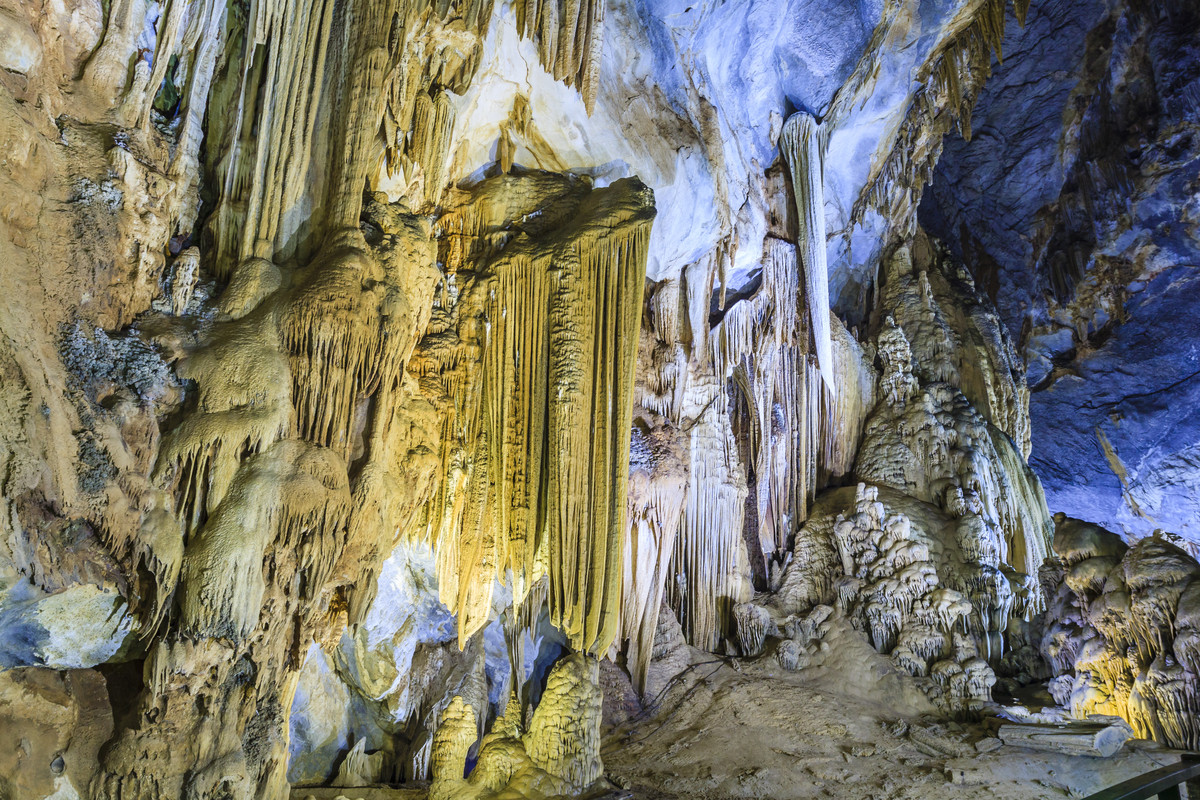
[1,0,1199,798]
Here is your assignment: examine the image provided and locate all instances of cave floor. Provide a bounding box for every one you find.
[600,622,1182,800]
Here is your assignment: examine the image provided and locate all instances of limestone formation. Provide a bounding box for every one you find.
[1,0,1197,798]
[410,172,654,654]
[770,238,1051,710]
[425,654,601,799]
[1041,515,1200,751]
[620,410,688,692]
[780,112,834,392]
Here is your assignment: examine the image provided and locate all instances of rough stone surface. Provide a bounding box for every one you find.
[923,0,1200,542]
[0,668,113,800]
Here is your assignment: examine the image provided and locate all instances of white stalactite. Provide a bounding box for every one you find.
[780,111,834,393]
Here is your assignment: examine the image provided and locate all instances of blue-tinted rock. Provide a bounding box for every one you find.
[922,1,1200,542]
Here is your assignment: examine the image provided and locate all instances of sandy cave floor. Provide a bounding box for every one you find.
[598,621,1184,800]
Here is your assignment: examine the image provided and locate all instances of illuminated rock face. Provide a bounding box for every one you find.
[1,0,1197,796]
[1041,517,1200,751]
[412,173,653,656]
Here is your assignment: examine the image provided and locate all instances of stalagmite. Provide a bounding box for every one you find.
[780,112,835,393]
[430,697,479,800]
[169,247,200,315]
[762,235,1052,708]
[425,653,602,799]
[734,602,776,656]
[523,653,603,789]
[856,243,1052,586]
[668,403,751,651]
[1042,517,1200,751]
[332,739,383,788]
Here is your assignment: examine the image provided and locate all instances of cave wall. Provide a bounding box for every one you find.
[922,0,1200,543]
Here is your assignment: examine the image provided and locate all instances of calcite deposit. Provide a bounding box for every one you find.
[2,0,1198,798]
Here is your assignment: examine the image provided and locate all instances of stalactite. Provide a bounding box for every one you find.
[92,15,449,779]
[325,0,401,233]
[138,0,190,129]
[780,112,835,393]
[155,306,293,538]
[683,252,718,368]
[45,0,609,796]
[183,0,501,266]
[18,0,1144,791]
[709,240,805,558]
[820,316,877,481]
[987,425,1052,575]
[634,225,877,653]
[512,0,603,113]
[281,240,412,459]
[667,402,750,652]
[178,439,350,640]
[483,249,551,610]
[409,91,456,209]
[81,0,143,104]
[505,576,551,714]
[545,209,649,656]
[134,490,185,636]
[620,412,688,693]
[708,239,875,561]
[199,0,338,274]
[636,277,689,422]
[850,0,1031,234]
[156,0,228,228]
[412,176,654,654]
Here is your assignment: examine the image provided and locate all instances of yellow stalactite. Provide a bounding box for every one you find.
[414,175,654,655]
